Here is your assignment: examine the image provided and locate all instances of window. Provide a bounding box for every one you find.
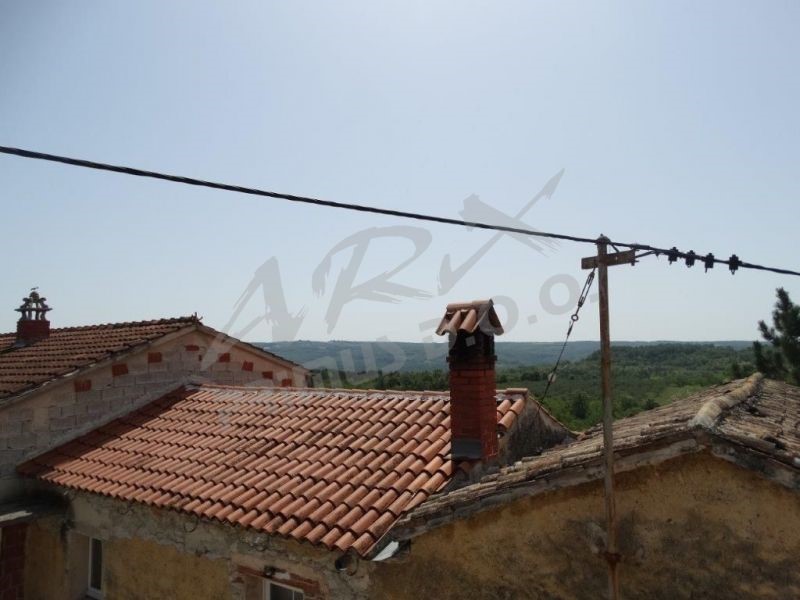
[87,537,103,599]
[264,580,304,600]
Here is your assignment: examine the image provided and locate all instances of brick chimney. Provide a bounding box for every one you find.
[436,299,504,462]
[15,289,52,346]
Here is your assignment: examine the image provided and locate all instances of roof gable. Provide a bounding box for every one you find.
[19,384,527,556]
[0,317,199,400]
[0,317,306,401]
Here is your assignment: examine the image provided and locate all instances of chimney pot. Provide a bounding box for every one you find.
[15,289,52,346]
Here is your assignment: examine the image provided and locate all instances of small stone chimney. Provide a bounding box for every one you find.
[436,299,504,462]
[15,289,52,346]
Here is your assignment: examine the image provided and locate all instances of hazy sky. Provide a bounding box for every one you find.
[1,1,798,343]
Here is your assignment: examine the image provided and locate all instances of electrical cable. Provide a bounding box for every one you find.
[1,145,798,277]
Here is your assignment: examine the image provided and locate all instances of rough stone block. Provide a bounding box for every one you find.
[6,434,36,450]
[149,360,169,373]
[75,390,102,404]
[110,397,132,413]
[53,390,76,404]
[123,385,148,399]
[58,404,79,417]
[50,415,77,431]
[8,409,33,423]
[214,372,234,385]
[86,400,111,416]
[101,387,126,402]
[0,450,24,468]
[73,414,102,432]
[0,422,21,436]
[92,373,113,390]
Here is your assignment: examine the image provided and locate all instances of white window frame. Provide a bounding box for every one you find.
[263,579,305,600]
[87,537,103,599]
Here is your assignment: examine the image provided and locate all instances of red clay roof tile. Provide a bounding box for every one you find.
[20,384,526,556]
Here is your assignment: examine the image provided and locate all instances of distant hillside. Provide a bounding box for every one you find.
[322,343,757,432]
[259,339,753,373]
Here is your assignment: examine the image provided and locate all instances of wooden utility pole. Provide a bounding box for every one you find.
[582,235,635,600]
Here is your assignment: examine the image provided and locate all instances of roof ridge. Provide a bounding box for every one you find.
[49,316,199,333]
[689,372,764,430]
[0,315,200,337]
[187,383,453,395]
[187,383,531,396]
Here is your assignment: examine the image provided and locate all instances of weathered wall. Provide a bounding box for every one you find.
[104,536,232,600]
[369,452,800,600]
[24,519,70,600]
[24,518,232,600]
[0,328,307,499]
[23,491,367,600]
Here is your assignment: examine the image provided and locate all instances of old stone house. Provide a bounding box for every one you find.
[6,298,572,599]
[0,291,310,598]
[375,373,800,599]
[2,293,799,599]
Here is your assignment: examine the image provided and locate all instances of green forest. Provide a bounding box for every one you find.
[316,343,756,431]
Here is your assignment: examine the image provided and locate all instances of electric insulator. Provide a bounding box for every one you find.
[728,254,741,274]
[667,247,680,264]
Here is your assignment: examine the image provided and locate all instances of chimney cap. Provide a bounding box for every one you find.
[16,288,51,321]
[435,299,504,337]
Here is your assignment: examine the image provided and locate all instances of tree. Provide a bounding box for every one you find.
[570,393,588,420]
[753,288,800,384]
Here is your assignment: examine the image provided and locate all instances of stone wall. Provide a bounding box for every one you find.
[368,452,800,600]
[27,452,798,600]
[0,328,308,500]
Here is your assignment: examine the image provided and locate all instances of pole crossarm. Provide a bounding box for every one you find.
[582,249,636,270]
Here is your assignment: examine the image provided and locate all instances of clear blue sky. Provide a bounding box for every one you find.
[1,1,798,343]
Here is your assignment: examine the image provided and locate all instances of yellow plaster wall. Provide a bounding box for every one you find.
[102,536,233,600]
[24,519,67,600]
[24,520,233,600]
[370,452,800,600]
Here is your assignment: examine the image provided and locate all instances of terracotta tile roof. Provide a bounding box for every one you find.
[396,374,800,536]
[0,317,200,400]
[18,384,527,556]
[435,299,504,336]
[0,317,307,401]
[714,377,800,461]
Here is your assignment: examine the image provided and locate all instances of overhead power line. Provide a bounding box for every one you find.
[1,144,799,277]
